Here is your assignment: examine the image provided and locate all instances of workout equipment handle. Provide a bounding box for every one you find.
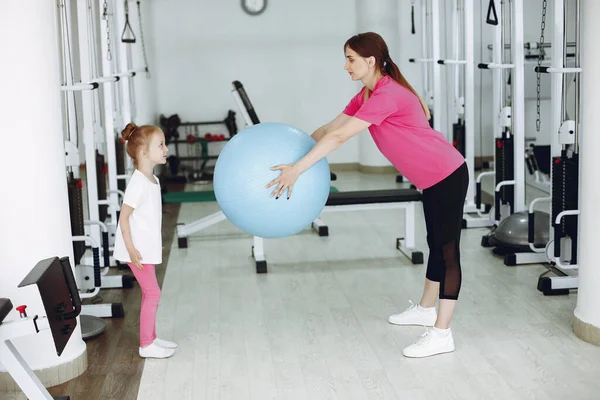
[59,257,82,320]
[476,182,482,210]
[92,247,101,288]
[232,81,259,125]
[495,189,501,221]
[486,0,498,25]
[102,232,110,268]
[411,4,415,34]
[528,211,535,245]
[553,221,561,258]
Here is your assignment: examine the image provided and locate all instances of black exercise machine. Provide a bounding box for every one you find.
[0,256,83,399]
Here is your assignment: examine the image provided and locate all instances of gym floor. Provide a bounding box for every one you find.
[30,170,600,400]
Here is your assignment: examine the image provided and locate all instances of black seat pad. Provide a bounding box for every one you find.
[0,298,13,324]
[326,189,422,206]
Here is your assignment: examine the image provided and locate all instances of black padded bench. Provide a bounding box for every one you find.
[326,189,422,206]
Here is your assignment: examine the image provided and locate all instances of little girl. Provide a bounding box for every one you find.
[113,122,177,359]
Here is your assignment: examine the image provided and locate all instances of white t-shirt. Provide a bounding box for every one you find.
[113,169,163,264]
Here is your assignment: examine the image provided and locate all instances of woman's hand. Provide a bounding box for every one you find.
[267,164,300,199]
[127,246,144,270]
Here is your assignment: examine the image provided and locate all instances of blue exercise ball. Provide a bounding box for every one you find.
[213,122,331,239]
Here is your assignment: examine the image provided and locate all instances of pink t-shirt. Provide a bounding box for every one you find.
[343,75,465,190]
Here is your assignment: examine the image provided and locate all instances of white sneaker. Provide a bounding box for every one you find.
[139,343,175,359]
[154,338,178,349]
[402,327,455,358]
[388,301,437,327]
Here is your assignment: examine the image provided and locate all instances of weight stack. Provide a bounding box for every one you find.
[116,137,126,192]
[67,174,86,264]
[495,135,514,207]
[551,153,579,263]
[452,119,466,157]
[96,150,108,222]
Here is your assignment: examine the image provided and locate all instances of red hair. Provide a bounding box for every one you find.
[344,32,430,120]
[121,123,161,166]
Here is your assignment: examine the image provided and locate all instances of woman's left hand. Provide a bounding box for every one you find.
[267,164,300,199]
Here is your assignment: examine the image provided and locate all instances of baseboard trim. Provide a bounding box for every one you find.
[574,316,600,346]
[330,163,398,174]
[357,165,398,174]
[0,349,87,393]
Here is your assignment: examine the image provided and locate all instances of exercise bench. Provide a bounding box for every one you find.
[249,188,424,273]
[176,187,424,273]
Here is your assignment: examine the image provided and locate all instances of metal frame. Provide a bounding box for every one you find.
[98,0,123,245]
[436,0,484,224]
[431,0,443,136]
[537,0,581,295]
[75,0,102,250]
[511,0,526,214]
[0,316,60,400]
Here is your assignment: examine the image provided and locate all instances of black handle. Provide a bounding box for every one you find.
[495,189,501,221]
[92,247,101,288]
[554,222,561,257]
[58,257,82,320]
[478,63,490,69]
[534,66,549,73]
[476,182,482,210]
[409,58,416,63]
[526,156,534,174]
[232,80,260,124]
[411,5,415,34]
[486,0,498,25]
[437,60,445,65]
[102,231,110,268]
[528,211,535,244]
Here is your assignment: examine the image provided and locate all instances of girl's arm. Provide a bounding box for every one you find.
[311,113,353,142]
[119,204,143,269]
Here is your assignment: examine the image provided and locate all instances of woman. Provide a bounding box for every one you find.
[267,32,468,358]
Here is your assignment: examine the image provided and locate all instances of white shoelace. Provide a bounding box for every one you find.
[404,300,417,313]
[414,327,434,347]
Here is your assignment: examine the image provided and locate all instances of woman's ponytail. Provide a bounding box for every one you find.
[384,58,431,121]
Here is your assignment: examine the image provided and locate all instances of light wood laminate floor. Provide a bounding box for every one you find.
[136,171,600,400]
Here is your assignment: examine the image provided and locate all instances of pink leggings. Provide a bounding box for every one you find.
[127,263,161,347]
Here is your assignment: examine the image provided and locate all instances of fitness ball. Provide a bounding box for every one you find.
[213,122,331,238]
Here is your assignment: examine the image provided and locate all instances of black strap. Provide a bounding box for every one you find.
[411,4,416,34]
[486,0,498,26]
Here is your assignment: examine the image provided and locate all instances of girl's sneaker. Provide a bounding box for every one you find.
[139,343,175,359]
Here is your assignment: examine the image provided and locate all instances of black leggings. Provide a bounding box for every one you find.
[422,162,469,300]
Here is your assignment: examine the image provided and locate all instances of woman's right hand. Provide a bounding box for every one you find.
[128,247,144,270]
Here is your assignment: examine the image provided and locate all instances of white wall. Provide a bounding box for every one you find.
[1,0,86,374]
[148,0,578,164]
[149,0,362,164]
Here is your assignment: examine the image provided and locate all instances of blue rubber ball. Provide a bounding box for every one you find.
[213,122,331,239]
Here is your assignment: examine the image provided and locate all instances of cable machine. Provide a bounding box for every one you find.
[534,0,581,295]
